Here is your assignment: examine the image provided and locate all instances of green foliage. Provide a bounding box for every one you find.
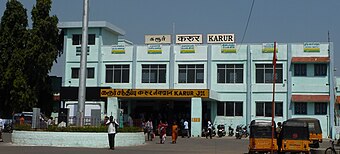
[14,125,143,133]
[0,0,30,116]
[0,0,62,117]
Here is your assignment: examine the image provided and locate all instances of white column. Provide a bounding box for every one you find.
[191,98,202,137]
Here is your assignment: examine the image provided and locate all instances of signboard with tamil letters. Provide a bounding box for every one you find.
[303,42,320,52]
[145,35,171,44]
[180,44,195,53]
[112,45,125,54]
[147,44,162,54]
[262,43,278,53]
[176,34,203,44]
[221,43,236,53]
[207,34,234,43]
[100,89,209,98]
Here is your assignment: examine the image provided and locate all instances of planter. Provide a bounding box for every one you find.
[12,131,145,148]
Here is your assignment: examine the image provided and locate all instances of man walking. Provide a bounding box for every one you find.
[0,117,4,142]
[106,116,119,150]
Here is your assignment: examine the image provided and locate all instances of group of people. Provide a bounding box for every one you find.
[142,119,190,144]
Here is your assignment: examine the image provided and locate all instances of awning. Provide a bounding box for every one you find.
[291,57,329,63]
[292,95,330,102]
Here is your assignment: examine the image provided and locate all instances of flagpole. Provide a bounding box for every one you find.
[271,41,277,154]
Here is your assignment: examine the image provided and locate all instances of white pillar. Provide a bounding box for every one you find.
[191,98,202,137]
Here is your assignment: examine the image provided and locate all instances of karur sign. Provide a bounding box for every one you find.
[176,34,203,44]
[207,34,234,43]
[100,89,209,98]
[145,35,171,44]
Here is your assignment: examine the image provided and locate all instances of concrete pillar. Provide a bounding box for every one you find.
[191,98,202,137]
[107,97,119,120]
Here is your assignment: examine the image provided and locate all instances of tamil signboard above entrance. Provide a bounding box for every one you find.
[176,34,203,44]
[100,89,209,98]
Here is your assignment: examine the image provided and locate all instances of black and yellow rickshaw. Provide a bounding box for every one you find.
[280,120,310,153]
[287,118,322,148]
[248,119,278,154]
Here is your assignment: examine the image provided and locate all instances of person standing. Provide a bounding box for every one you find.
[106,116,119,150]
[206,120,212,139]
[171,121,178,144]
[0,117,3,142]
[19,114,25,125]
[183,120,189,138]
[157,120,168,144]
[276,122,282,153]
[145,118,153,141]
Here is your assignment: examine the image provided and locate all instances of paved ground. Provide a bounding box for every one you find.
[0,133,335,154]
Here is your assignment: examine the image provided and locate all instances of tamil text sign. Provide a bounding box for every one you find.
[145,35,171,44]
[100,89,209,98]
[304,42,320,52]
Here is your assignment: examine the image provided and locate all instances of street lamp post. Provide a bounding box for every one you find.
[77,0,89,126]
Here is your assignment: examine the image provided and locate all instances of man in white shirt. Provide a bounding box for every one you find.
[106,116,119,150]
[183,120,190,138]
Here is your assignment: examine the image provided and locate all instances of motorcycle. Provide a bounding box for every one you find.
[228,124,234,136]
[217,124,226,137]
[235,124,249,139]
[205,125,216,138]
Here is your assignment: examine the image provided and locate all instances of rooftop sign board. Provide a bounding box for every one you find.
[176,34,203,44]
[304,42,320,52]
[145,35,171,44]
[207,34,234,43]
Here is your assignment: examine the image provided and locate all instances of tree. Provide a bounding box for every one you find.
[0,0,62,117]
[27,0,62,115]
[0,0,30,117]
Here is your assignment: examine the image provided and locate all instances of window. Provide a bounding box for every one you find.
[76,46,90,56]
[71,68,95,79]
[315,103,327,115]
[72,34,96,45]
[71,68,79,78]
[142,64,166,83]
[178,64,204,83]
[294,102,307,115]
[72,34,81,45]
[88,34,95,45]
[256,64,283,83]
[256,102,283,117]
[217,64,243,83]
[314,64,327,76]
[105,65,129,83]
[216,102,243,116]
[294,64,307,76]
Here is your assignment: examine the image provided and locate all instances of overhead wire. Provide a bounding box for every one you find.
[238,0,255,50]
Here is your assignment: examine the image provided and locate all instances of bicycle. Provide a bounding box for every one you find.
[325,139,340,154]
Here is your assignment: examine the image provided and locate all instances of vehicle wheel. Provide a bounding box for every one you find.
[324,147,336,154]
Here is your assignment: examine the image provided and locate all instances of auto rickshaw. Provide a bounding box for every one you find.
[248,119,278,154]
[280,120,310,153]
[287,118,322,148]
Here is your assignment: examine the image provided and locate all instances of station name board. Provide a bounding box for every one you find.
[100,89,209,98]
[207,34,234,43]
[145,35,171,44]
[176,34,203,44]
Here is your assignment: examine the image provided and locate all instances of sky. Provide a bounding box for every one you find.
[1,0,340,78]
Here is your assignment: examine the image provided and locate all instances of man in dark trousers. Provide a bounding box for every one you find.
[106,116,119,150]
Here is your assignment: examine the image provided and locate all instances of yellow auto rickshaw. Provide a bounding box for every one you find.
[287,118,322,148]
[280,120,310,153]
[248,119,278,154]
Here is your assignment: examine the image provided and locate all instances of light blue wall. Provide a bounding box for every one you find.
[61,25,336,138]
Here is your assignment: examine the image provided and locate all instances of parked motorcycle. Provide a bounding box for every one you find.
[235,124,249,139]
[217,124,226,137]
[228,124,234,136]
